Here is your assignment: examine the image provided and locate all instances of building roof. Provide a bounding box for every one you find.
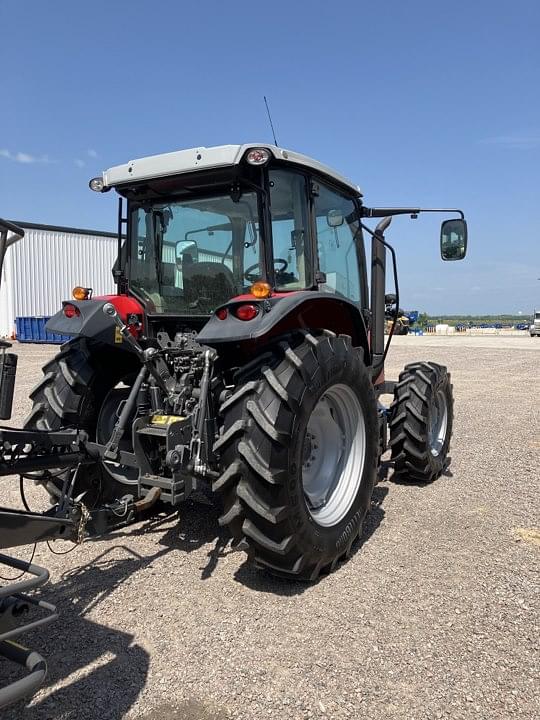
[10,220,117,239]
[101,144,362,195]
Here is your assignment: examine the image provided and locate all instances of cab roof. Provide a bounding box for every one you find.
[100,144,362,196]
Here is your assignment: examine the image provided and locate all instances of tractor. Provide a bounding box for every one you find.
[0,143,467,704]
[25,142,465,578]
[9,142,468,578]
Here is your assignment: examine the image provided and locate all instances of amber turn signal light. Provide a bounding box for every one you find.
[72,286,91,301]
[250,281,271,299]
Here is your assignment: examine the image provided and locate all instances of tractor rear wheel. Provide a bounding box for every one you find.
[389,361,454,483]
[24,338,138,506]
[214,332,379,581]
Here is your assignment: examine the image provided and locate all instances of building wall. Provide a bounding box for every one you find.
[0,223,117,337]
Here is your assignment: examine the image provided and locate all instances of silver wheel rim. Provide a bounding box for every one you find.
[428,389,448,457]
[302,383,366,528]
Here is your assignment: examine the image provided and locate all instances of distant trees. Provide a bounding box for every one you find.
[415,314,528,327]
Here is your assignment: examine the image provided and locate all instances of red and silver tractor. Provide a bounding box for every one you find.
[0,144,466,705]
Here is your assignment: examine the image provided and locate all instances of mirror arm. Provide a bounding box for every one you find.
[363,207,464,220]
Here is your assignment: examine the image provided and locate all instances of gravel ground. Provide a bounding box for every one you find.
[1,336,539,720]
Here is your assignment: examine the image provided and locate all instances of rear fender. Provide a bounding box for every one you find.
[45,296,144,351]
[197,291,370,360]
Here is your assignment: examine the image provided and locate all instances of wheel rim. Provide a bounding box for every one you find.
[428,389,448,457]
[302,383,366,528]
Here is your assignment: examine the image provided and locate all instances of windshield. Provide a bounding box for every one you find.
[129,192,262,314]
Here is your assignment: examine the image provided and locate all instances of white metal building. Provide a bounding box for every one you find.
[0,221,117,338]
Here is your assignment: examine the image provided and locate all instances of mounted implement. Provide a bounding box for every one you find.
[0,144,467,705]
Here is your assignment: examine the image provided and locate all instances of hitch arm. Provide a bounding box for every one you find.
[103,364,149,461]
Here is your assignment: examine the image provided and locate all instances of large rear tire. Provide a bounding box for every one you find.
[24,338,138,506]
[389,361,454,483]
[214,332,379,581]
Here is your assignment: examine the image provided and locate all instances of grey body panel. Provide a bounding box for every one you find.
[100,144,362,196]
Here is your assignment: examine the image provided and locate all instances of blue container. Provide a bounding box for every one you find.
[16,317,71,344]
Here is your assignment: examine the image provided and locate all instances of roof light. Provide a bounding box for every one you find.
[250,281,271,299]
[63,303,81,319]
[89,176,105,192]
[245,148,271,166]
[235,304,259,321]
[72,286,91,301]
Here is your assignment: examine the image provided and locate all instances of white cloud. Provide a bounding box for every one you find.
[74,158,86,168]
[480,135,540,150]
[87,149,98,158]
[0,148,52,164]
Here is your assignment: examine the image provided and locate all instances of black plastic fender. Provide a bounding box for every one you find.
[45,299,135,351]
[197,291,370,359]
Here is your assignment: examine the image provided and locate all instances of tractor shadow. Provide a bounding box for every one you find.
[3,501,231,720]
[3,549,152,720]
[2,487,389,715]
[233,485,389,596]
[85,497,232,584]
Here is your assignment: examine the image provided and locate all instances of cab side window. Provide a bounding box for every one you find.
[313,184,362,302]
[269,169,311,289]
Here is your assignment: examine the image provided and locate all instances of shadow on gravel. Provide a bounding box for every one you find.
[2,488,389,715]
[85,498,232,583]
[233,485,389,596]
[5,554,152,720]
[4,501,234,719]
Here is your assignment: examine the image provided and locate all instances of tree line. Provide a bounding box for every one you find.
[416,314,530,327]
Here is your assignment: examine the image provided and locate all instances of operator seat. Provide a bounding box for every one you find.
[182,261,236,313]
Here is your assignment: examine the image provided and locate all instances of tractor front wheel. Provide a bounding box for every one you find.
[214,333,379,581]
[389,361,454,483]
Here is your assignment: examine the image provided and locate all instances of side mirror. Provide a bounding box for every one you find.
[326,209,344,228]
[175,240,198,268]
[440,219,467,261]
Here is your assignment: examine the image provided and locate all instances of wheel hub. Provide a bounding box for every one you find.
[428,389,448,457]
[302,384,366,527]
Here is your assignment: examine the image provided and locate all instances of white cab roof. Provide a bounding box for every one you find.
[101,144,361,195]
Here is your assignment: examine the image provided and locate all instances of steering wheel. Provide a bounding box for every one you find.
[244,258,289,283]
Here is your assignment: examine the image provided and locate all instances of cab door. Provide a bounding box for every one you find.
[311,181,367,309]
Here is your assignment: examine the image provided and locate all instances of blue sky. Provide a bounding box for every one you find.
[1,0,539,314]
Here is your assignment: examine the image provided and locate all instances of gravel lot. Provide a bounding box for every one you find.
[1,336,539,720]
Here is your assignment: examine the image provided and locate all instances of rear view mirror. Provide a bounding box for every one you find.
[175,240,198,268]
[326,209,344,228]
[441,219,467,261]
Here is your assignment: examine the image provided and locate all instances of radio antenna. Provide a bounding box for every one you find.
[263,96,279,147]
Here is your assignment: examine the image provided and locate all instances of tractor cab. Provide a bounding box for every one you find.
[90,144,369,341]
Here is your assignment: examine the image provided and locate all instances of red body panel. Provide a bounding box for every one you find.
[93,294,145,336]
[93,295,144,321]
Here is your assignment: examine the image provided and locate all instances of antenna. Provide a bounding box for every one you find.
[263,96,279,147]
